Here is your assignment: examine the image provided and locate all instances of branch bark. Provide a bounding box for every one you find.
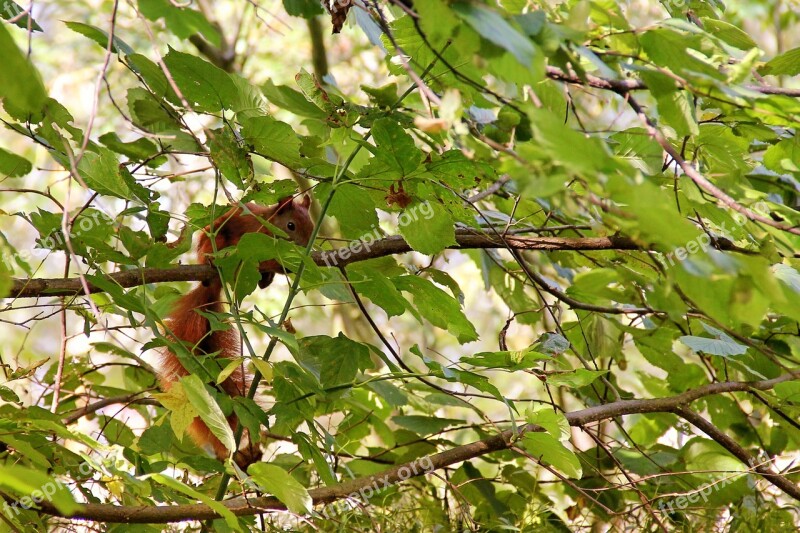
[6,231,642,299]
[545,65,800,97]
[29,372,800,524]
[7,229,757,300]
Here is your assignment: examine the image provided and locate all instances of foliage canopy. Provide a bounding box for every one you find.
[0,0,799,531]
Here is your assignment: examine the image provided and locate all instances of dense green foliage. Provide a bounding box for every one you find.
[0,0,799,531]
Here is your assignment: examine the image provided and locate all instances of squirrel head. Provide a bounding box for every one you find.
[272,194,314,246]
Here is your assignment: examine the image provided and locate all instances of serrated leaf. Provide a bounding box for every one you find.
[0,23,47,119]
[398,201,457,255]
[296,333,372,388]
[241,115,303,167]
[65,21,134,55]
[368,118,422,178]
[761,46,800,76]
[773,264,800,294]
[393,275,478,343]
[0,465,79,514]
[523,432,582,478]
[207,127,251,189]
[180,374,236,455]
[701,18,757,50]
[249,463,312,514]
[679,335,747,357]
[77,148,136,200]
[452,2,536,66]
[163,48,236,112]
[0,147,32,177]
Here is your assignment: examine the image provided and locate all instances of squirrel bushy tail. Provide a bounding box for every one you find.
[160,280,258,467]
[157,196,314,468]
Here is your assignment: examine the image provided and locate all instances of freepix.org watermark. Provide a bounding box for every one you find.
[656,456,764,514]
[321,201,435,267]
[317,456,435,519]
[2,461,94,518]
[664,201,771,267]
[657,473,739,513]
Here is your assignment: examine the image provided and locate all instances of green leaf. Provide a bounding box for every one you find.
[700,18,757,50]
[773,264,800,294]
[65,21,134,55]
[207,127,252,189]
[249,463,312,514]
[452,2,536,66]
[262,79,327,119]
[657,90,698,137]
[526,407,570,440]
[763,137,800,174]
[414,0,459,47]
[679,334,747,357]
[393,276,478,343]
[283,0,324,18]
[347,264,408,318]
[0,1,42,31]
[296,333,373,388]
[241,115,303,167]
[163,48,236,112]
[522,432,582,478]
[77,148,136,200]
[547,368,608,388]
[398,201,457,255]
[368,118,422,178]
[774,382,800,403]
[151,473,239,528]
[179,374,236,456]
[139,0,221,45]
[0,22,47,120]
[99,132,165,165]
[319,181,379,239]
[761,46,800,76]
[0,464,79,514]
[0,385,20,403]
[525,108,619,176]
[640,28,723,80]
[0,147,32,177]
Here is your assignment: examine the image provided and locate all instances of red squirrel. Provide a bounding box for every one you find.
[159,195,314,468]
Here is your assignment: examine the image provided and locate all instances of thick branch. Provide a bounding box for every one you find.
[6,231,642,299]
[31,372,800,523]
[624,95,800,236]
[545,66,800,97]
[674,407,800,500]
[7,228,757,300]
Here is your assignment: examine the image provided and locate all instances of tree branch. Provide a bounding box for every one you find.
[545,66,800,97]
[7,228,760,300]
[29,372,800,523]
[623,95,800,235]
[6,231,642,299]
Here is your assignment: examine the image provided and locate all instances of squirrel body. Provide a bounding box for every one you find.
[159,196,314,467]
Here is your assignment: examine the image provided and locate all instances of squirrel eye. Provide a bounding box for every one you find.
[287,221,296,231]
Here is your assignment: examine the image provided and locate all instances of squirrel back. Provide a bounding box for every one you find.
[159,195,314,467]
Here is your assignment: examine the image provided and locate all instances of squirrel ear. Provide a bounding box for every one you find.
[297,194,311,208]
[276,196,294,213]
